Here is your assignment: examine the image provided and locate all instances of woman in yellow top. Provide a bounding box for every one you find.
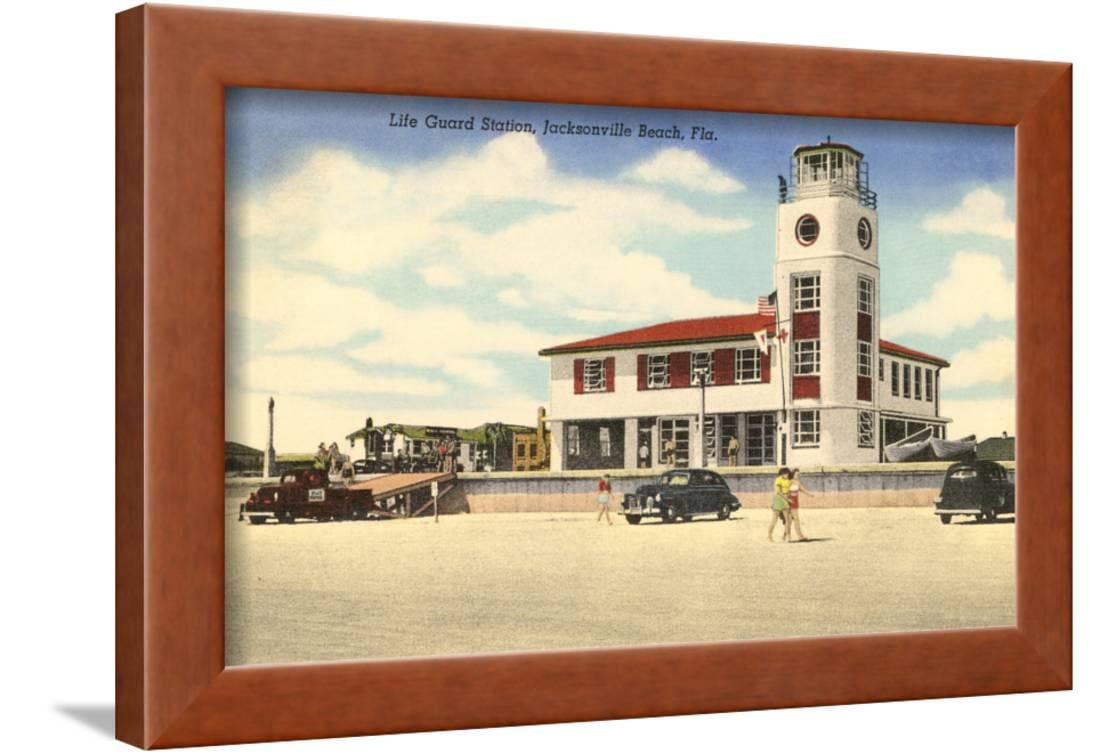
[768,467,792,542]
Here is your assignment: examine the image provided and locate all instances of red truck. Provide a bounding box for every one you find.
[239,468,375,524]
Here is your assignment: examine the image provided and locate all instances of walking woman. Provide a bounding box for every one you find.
[787,468,811,542]
[596,474,614,526]
[768,467,791,542]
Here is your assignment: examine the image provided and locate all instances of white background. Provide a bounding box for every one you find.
[1,1,1091,752]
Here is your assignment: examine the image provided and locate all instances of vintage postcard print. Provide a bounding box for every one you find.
[225,89,1015,666]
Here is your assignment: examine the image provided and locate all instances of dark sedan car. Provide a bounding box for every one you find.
[621,469,741,524]
[934,460,1015,524]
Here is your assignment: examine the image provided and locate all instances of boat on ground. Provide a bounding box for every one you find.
[931,434,977,461]
[884,426,935,463]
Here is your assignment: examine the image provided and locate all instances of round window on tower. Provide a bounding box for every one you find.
[857,217,873,249]
[796,214,819,246]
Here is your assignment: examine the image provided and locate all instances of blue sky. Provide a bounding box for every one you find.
[225,88,1016,452]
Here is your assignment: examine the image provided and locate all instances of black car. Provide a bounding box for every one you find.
[934,460,1015,524]
[621,469,741,525]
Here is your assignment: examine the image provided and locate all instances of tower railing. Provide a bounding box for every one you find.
[778,158,878,209]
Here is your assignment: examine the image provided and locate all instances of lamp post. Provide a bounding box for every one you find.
[694,366,709,467]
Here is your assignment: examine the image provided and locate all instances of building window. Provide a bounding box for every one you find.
[690,351,714,385]
[858,411,875,448]
[583,358,606,393]
[793,339,821,376]
[736,347,761,383]
[858,276,873,315]
[914,366,923,400]
[891,361,899,396]
[599,426,611,457]
[926,370,935,402]
[516,444,526,459]
[647,354,669,389]
[795,214,820,245]
[858,341,873,378]
[792,273,821,311]
[879,357,884,382]
[903,364,911,398]
[792,410,820,447]
[857,218,873,250]
[802,153,828,183]
[566,425,579,456]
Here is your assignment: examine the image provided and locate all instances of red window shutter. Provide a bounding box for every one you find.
[857,312,873,342]
[573,359,584,394]
[669,352,691,388]
[604,356,615,392]
[637,354,648,391]
[761,348,771,383]
[793,375,821,399]
[714,348,735,385]
[794,311,820,339]
[857,375,872,402]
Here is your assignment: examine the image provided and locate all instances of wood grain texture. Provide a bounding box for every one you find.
[115,4,1073,748]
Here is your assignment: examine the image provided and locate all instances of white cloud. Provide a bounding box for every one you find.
[496,288,529,308]
[922,187,1015,240]
[420,265,465,288]
[233,133,753,324]
[236,354,448,397]
[943,337,1015,390]
[622,147,745,194]
[881,252,1014,338]
[442,358,502,387]
[940,398,1015,441]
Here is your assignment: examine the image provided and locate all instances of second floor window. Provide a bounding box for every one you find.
[736,347,761,383]
[647,354,669,389]
[903,364,912,398]
[583,358,606,393]
[691,351,714,385]
[891,361,900,396]
[792,273,821,311]
[915,366,923,400]
[793,339,821,376]
[926,370,935,402]
[879,357,884,382]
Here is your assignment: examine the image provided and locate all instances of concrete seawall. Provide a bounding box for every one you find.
[452,463,1016,513]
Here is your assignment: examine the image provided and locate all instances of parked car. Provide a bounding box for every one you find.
[934,460,1015,524]
[240,468,375,524]
[621,469,741,525]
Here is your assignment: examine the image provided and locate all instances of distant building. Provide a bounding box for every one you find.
[512,408,551,471]
[224,441,263,473]
[538,140,951,470]
[977,435,1015,461]
[345,420,535,472]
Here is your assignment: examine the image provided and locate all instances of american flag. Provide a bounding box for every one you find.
[757,295,777,317]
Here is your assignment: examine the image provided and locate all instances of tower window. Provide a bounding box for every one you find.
[793,339,821,376]
[796,214,820,246]
[858,217,873,249]
[858,276,874,315]
[792,273,821,311]
[792,410,820,447]
[858,411,875,448]
[858,341,873,378]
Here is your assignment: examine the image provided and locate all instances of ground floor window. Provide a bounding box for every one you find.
[659,417,691,467]
[599,426,611,457]
[719,414,739,464]
[858,410,875,448]
[793,409,820,447]
[567,425,580,456]
[745,412,776,466]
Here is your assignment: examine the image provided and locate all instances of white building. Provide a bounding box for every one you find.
[538,140,950,470]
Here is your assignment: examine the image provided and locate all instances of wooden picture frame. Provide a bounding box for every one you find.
[116,4,1072,748]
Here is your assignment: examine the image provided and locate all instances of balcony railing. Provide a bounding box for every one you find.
[777,159,878,209]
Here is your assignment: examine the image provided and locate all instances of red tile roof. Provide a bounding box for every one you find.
[539,313,775,355]
[540,314,950,368]
[879,340,950,368]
